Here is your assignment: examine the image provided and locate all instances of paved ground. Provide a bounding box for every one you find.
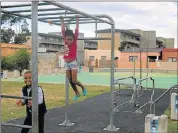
[2,89,171,133]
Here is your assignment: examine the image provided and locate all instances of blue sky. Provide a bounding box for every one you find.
[2,2,177,48]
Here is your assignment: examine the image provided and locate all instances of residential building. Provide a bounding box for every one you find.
[84,40,98,50]
[121,48,163,62]
[96,29,140,51]
[162,48,178,62]
[156,37,174,48]
[96,28,175,51]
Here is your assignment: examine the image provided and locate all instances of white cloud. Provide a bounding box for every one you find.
[1,2,177,48]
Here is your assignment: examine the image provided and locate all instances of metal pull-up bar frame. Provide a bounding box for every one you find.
[0,1,117,133]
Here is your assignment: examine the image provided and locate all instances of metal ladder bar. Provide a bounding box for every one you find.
[150,85,178,114]
[1,122,32,129]
[1,95,31,100]
[135,77,155,113]
[114,76,137,110]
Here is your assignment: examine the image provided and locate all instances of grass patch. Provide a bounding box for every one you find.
[1,81,109,121]
[164,107,178,133]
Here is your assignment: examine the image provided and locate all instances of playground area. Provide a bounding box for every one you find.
[0,1,178,133]
[1,88,175,133]
[1,71,178,132]
[3,71,177,89]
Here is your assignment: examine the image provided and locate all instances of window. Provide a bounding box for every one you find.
[45,44,49,48]
[129,56,138,62]
[89,56,95,61]
[101,56,107,60]
[39,44,42,47]
[168,57,177,62]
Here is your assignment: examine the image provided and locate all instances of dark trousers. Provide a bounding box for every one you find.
[21,113,45,133]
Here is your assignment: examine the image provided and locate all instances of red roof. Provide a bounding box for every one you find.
[162,48,178,52]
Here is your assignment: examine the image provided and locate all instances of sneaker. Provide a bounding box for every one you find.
[72,95,80,101]
[82,89,88,96]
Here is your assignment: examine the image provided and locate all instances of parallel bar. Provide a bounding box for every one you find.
[115,76,133,82]
[56,21,104,25]
[38,15,107,20]
[31,1,39,133]
[58,37,111,40]
[153,85,178,104]
[1,2,48,8]
[1,122,32,129]
[77,37,111,40]
[43,1,112,25]
[150,85,178,114]
[52,18,95,22]
[0,2,1,133]
[1,95,31,100]
[117,100,131,108]
[5,8,64,14]
[139,77,151,83]
[27,12,76,17]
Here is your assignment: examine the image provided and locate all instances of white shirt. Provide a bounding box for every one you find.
[22,86,43,104]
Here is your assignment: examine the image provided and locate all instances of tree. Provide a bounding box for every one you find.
[1,13,27,43]
[1,56,16,70]
[1,49,30,71]
[1,28,15,43]
[14,49,30,70]
[14,19,30,44]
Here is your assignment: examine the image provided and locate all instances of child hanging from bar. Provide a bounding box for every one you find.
[60,15,88,101]
[16,70,47,133]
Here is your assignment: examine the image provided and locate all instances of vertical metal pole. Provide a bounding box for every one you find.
[133,48,135,78]
[0,2,2,133]
[95,20,97,37]
[59,75,74,126]
[146,44,149,90]
[104,22,119,131]
[31,1,39,133]
[140,48,142,79]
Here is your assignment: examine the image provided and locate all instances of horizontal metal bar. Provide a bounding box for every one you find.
[43,1,112,25]
[38,15,107,20]
[1,2,48,8]
[117,100,131,108]
[5,8,64,14]
[26,12,76,17]
[152,85,178,104]
[78,37,111,40]
[115,76,133,82]
[138,77,152,83]
[1,122,32,129]
[55,21,104,25]
[51,18,95,23]
[1,95,32,100]
[116,83,134,87]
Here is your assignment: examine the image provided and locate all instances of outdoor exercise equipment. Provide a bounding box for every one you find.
[135,77,155,114]
[113,76,137,112]
[0,1,117,133]
[150,85,178,115]
[0,95,32,129]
